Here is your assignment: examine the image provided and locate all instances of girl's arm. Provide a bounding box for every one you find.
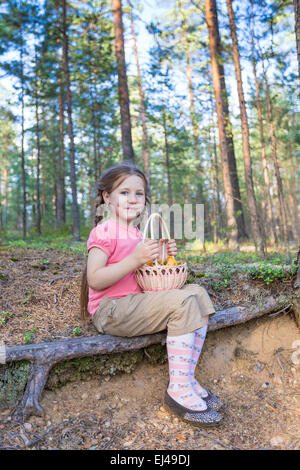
[87,239,159,291]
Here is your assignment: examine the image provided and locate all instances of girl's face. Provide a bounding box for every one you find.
[103,175,146,225]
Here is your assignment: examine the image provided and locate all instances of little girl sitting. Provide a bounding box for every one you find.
[80,162,224,426]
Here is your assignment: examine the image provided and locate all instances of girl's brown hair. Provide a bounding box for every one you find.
[80,162,151,321]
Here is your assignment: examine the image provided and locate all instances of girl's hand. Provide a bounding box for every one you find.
[131,239,160,267]
[159,238,177,257]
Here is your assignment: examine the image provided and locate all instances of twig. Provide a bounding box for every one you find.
[101,437,114,450]
[60,279,68,299]
[275,348,285,372]
[19,426,33,447]
[0,444,22,450]
[196,430,239,450]
[28,413,92,446]
[268,304,292,317]
[143,349,151,360]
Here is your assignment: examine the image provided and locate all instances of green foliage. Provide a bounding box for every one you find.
[212,278,230,290]
[23,291,35,304]
[73,326,82,337]
[23,326,37,344]
[248,263,299,285]
[0,310,12,325]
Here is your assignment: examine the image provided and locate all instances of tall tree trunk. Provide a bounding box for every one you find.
[205,0,247,242]
[250,0,277,246]
[20,36,26,239]
[226,0,264,255]
[208,130,218,244]
[162,109,175,238]
[205,0,239,249]
[294,0,300,87]
[128,3,150,187]
[0,176,3,230]
[290,158,300,241]
[34,46,41,235]
[162,110,173,208]
[56,58,66,228]
[209,92,225,237]
[3,167,8,225]
[112,0,135,162]
[252,58,278,245]
[283,161,299,241]
[86,47,99,186]
[181,20,205,212]
[93,85,102,183]
[287,129,300,241]
[212,126,224,238]
[62,0,80,241]
[263,63,289,243]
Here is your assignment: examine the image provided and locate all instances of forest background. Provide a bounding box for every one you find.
[0,0,299,258]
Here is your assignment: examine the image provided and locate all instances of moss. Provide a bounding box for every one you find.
[143,344,168,365]
[0,361,31,409]
[0,343,168,408]
[46,349,145,390]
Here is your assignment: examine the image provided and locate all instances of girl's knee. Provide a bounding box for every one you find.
[181,283,206,295]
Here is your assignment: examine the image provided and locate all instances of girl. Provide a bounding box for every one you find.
[80,162,224,426]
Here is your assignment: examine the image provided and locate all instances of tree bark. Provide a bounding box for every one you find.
[112,0,135,162]
[283,164,299,241]
[62,0,80,241]
[205,0,240,249]
[128,3,150,187]
[252,59,278,245]
[0,175,3,230]
[287,122,300,241]
[226,0,264,255]
[294,0,300,87]
[162,109,175,237]
[182,25,205,213]
[162,110,173,208]
[263,63,289,243]
[34,46,41,235]
[3,166,8,226]
[20,34,27,239]
[208,130,218,244]
[56,58,66,228]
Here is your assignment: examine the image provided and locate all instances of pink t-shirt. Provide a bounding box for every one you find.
[87,219,143,315]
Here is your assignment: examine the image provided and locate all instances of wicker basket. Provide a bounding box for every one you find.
[134,212,187,291]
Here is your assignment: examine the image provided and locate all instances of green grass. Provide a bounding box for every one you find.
[179,250,295,266]
[1,230,298,266]
[2,236,87,255]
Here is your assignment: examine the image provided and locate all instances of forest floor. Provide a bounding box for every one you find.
[0,246,300,450]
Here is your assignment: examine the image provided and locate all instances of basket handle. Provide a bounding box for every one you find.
[142,212,171,265]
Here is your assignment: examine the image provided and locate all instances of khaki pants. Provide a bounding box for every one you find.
[92,284,216,337]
